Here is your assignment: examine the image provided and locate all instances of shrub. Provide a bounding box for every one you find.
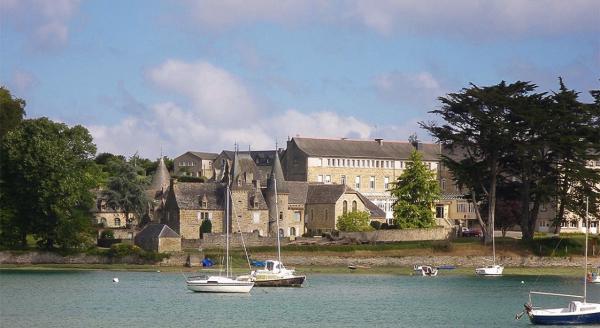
[336,211,372,232]
[107,243,142,257]
[200,219,212,235]
[100,230,114,239]
[370,221,382,230]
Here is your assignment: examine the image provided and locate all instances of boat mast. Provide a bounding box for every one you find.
[492,205,496,266]
[584,197,589,303]
[226,183,230,278]
[274,177,282,264]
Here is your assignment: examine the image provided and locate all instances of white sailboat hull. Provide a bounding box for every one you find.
[475,265,504,276]
[186,276,254,293]
[527,301,600,325]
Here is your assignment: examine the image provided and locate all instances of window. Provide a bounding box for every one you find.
[279,229,284,237]
[541,204,547,212]
[355,176,361,189]
[114,218,121,226]
[384,177,389,190]
[435,205,444,219]
[352,200,357,212]
[293,211,301,222]
[327,159,331,166]
[370,176,375,190]
[343,200,348,214]
[253,212,260,224]
[99,217,107,225]
[325,175,331,183]
[457,203,467,213]
[441,178,446,191]
[570,220,577,228]
[279,211,283,221]
[341,175,346,185]
[317,175,323,183]
[290,227,297,236]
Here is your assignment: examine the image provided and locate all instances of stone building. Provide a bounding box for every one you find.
[282,137,441,223]
[163,152,270,240]
[173,151,218,179]
[134,223,181,253]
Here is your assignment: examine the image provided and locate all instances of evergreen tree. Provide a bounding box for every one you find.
[390,150,440,229]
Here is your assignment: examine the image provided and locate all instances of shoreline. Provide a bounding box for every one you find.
[0,264,588,277]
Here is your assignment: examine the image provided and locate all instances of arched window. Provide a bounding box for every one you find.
[290,227,296,236]
[278,228,284,237]
[352,201,357,212]
[343,200,348,214]
[99,217,107,226]
[114,218,121,226]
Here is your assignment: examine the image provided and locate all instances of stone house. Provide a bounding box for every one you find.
[213,150,276,183]
[134,223,181,253]
[163,152,270,240]
[173,151,218,179]
[303,183,385,235]
[282,137,441,223]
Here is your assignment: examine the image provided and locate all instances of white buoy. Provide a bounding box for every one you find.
[156,270,161,273]
[113,277,119,283]
[521,281,525,284]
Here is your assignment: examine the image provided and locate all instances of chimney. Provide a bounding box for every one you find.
[375,138,383,146]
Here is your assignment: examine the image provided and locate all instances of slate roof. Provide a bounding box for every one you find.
[287,181,309,204]
[188,151,219,160]
[292,137,441,161]
[222,150,276,166]
[306,184,347,204]
[171,181,268,210]
[172,182,226,210]
[135,224,179,242]
[355,193,386,219]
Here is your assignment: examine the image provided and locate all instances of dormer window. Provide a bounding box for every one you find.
[199,194,208,209]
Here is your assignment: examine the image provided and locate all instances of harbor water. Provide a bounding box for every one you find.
[1,270,599,327]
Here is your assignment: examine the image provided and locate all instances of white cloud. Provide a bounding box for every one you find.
[90,59,375,158]
[10,69,38,93]
[373,71,447,110]
[180,0,599,40]
[1,0,80,50]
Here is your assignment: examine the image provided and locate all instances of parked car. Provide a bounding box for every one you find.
[461,227,482,237]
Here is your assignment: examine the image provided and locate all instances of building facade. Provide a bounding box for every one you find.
[173,151,218,179]
[282,137,441,223]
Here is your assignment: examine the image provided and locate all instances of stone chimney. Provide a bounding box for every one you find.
[375,138,383,146]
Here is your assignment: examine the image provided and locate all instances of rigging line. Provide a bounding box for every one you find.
[229,188,253,272]
[532,233,566,287]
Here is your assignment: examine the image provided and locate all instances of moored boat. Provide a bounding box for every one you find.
[520,198,600,325]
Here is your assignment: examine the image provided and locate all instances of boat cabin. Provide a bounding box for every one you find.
[265,260,284,273]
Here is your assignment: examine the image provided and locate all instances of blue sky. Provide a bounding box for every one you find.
[1,0,599,158]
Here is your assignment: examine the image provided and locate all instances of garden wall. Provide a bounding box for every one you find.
[340,227,453,242]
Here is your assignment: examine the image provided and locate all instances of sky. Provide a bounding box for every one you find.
[1,0,599,159]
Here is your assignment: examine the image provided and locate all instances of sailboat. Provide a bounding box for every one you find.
[475,213,503,276]
[186,183,254,293]
[521,198,600,325]
[250,153,305,287]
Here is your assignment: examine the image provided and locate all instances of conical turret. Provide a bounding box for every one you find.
[149,157,170,195]
[267,151,288,193]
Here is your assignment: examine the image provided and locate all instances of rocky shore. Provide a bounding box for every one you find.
[0,251,592,268]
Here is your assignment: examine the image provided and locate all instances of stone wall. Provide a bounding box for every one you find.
[305,203,336,234]
[230,189,269,235]
[199,232,290,249]
[159,237,181,253]
[178,209,225,239]
[340,227,453,242]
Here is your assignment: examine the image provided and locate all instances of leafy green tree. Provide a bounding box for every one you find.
[200,219,212,237]
[0,87,26,139]
[102,161,149,227]
[336,211,372,232]
[390,150,440,229]
[0,118,98,248]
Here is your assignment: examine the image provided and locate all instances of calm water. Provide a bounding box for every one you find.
[1,270,599,328]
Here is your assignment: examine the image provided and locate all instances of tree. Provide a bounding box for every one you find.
[0,118,98,248]
[102,161,149,228]
[390,150,440,229]
[0,87,26,139]
[336,211,372,232]
[422,81,539,242]
[200,219,212,237]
